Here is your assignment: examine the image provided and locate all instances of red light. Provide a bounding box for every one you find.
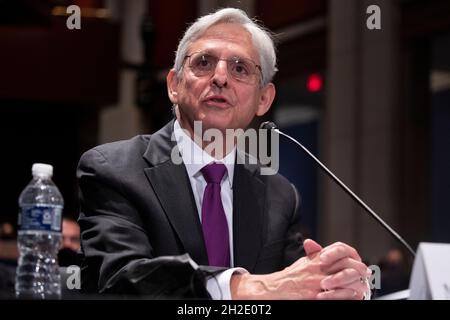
[307,73,322,92]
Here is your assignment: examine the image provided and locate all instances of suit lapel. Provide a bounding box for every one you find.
[142,122,266,270]
[233,154,265,272]
[142,121,208,265]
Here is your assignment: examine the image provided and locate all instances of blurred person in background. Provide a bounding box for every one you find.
[0,221,17,298]
[61,217,80,252]
[58,216,81,267]
[377,248,411,296]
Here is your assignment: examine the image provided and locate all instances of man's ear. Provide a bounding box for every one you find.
[256,83,276,117]
[167,69,179,104]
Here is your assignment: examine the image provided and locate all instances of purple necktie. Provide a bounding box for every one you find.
[201,163,230,267]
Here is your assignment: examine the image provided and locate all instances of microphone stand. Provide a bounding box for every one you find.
[265,123,416,258]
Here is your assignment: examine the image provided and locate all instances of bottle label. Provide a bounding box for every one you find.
[18,205,62,232]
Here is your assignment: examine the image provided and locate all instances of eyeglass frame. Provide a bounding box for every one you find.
[183,51,263,85]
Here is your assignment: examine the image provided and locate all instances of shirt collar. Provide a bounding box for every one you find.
[173,120,235,188]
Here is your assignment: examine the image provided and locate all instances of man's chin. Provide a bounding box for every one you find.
[195,116,232,131]
[190,113,250,134]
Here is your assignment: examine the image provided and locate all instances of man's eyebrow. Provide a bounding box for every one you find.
[191,49,214,54]
[194,49,249,59]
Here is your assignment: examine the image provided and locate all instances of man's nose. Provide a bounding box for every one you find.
[211,60,228,87]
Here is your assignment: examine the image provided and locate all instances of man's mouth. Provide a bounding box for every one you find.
[203,95,231,107]
[210,97,226,103]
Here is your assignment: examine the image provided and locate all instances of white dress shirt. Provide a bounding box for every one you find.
[173,120,246,299]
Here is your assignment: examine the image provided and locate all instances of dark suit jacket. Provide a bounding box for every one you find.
[77,120,304,298]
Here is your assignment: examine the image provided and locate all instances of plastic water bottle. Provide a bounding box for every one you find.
[15,163,64,299]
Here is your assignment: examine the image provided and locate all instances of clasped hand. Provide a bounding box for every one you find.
[231,239,371,300]
[278,239,371,299]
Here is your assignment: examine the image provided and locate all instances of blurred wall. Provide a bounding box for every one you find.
[323,0,401,262]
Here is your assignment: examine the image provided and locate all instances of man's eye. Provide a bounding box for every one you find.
[233,62,249,75]
[195,56,213,69]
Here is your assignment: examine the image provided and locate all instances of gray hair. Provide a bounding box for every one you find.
[173,8,277,86]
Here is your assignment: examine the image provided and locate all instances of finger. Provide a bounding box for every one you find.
[303,239,323,256]
[320,242,362,265]
[340,278,370,297]
[321,257,370,278]
[321,242,362,263]
[317,288,364,300]
[321,268,361,290]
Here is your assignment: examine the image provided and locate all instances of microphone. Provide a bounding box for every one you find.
[260,121,416,258]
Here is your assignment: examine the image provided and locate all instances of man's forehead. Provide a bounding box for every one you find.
[189,23,257,59]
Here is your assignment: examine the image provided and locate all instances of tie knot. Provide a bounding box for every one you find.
[201,163,227,184]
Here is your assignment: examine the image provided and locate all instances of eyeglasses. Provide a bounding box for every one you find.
[184,52,262,85]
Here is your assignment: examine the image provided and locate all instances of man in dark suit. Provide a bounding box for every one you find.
[77,8,370,299]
